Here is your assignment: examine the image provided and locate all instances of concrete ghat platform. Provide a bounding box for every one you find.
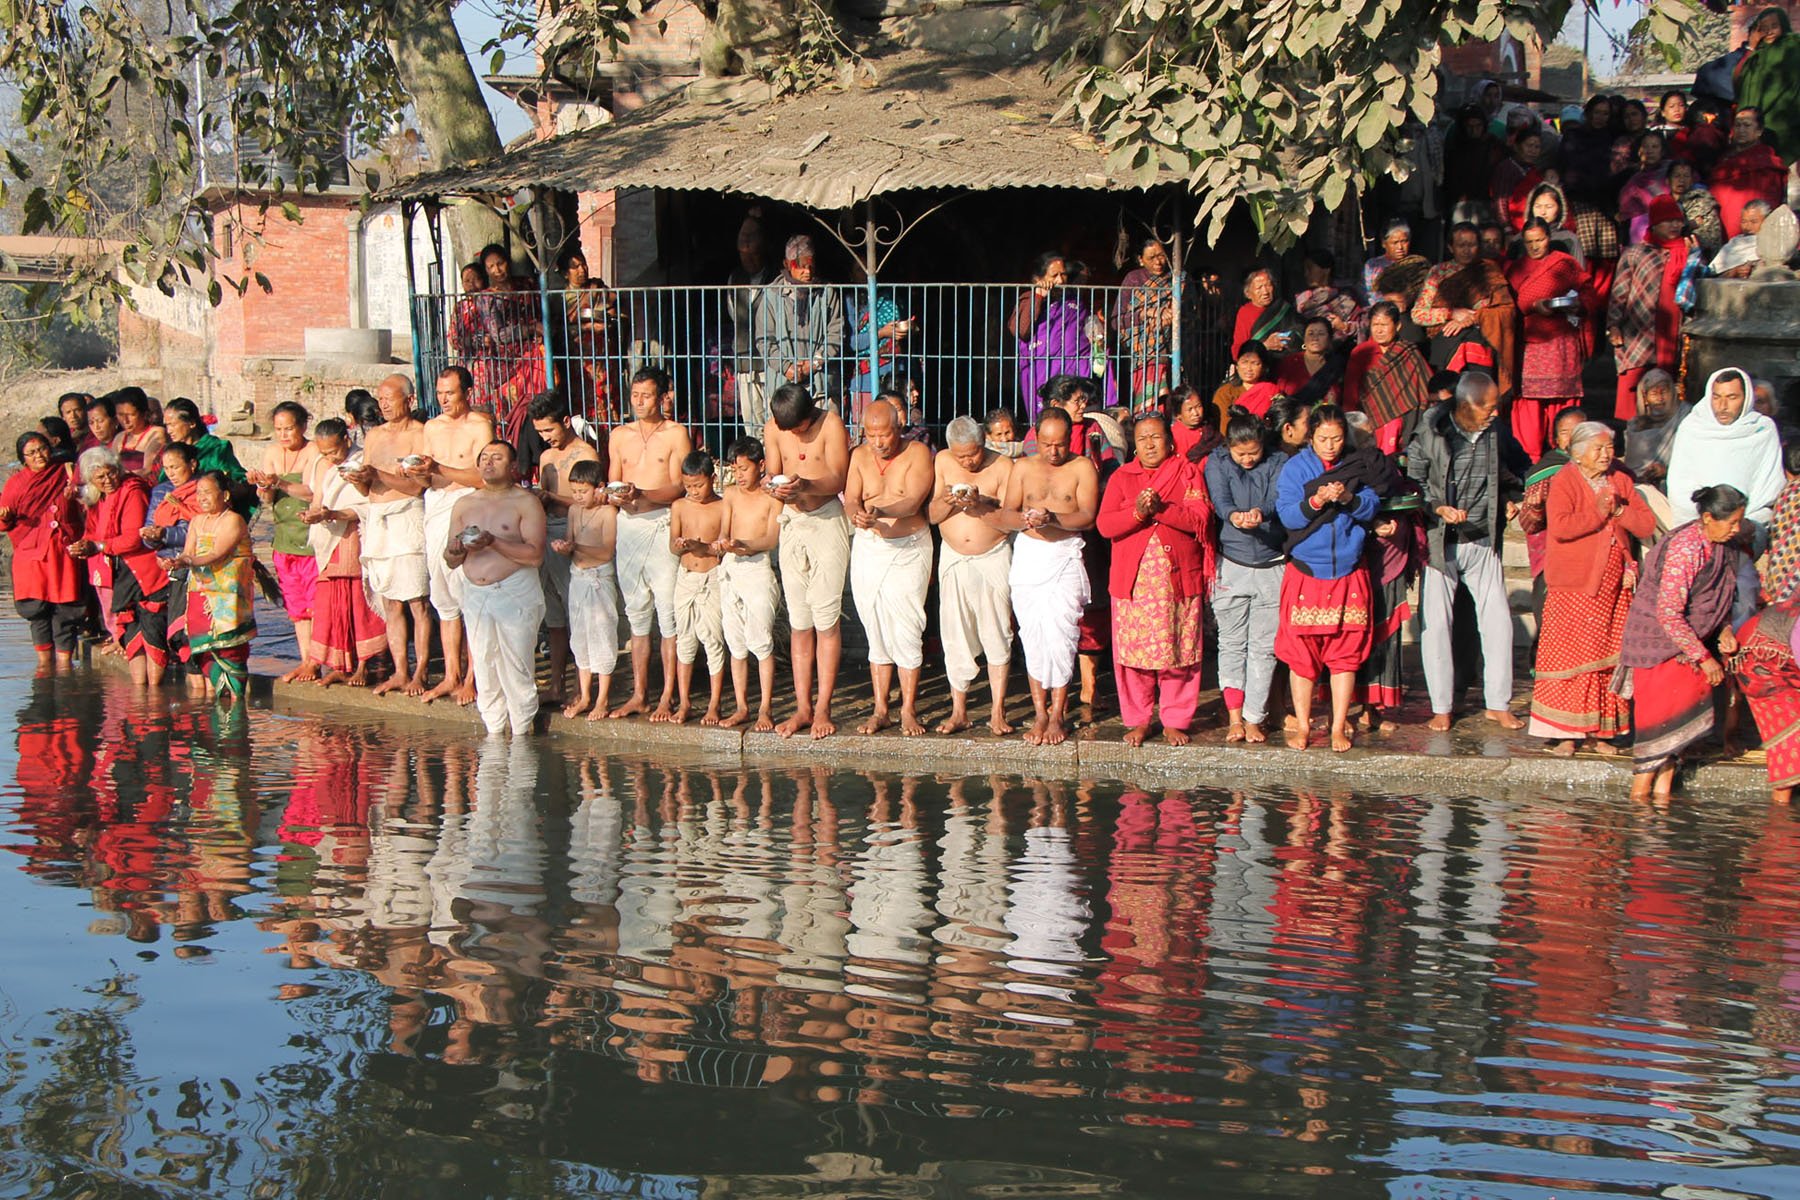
[255,669,1774,799]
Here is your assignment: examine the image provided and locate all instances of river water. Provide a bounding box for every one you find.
[2,620,1799,1198]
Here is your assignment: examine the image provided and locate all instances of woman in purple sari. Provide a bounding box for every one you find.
[1009,252,1116,417]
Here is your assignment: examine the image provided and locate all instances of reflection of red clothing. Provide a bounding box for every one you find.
[1712,143,1787,237]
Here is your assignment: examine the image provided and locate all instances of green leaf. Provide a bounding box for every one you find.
[207,278,222,305]
[280,200,302,223]
[1354,101,1389,150]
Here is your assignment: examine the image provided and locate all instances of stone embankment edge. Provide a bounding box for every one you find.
[247,671,1773,799]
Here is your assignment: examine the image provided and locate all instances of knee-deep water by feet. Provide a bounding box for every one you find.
[2,619,1799,1198]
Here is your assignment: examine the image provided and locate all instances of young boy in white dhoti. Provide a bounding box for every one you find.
[716,437,784,731]
[668,451,727,725]
[552,458,619,721]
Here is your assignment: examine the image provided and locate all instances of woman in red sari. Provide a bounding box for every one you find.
[68,445,170,687]
[1505,219,1592,460]
[1616,484,1745,801]
[1606,195,1693,421]
[1732,457,1800,804]
[1529,421,1656,756]
[1094,414,1212,747]
[0,431,84,674]
[1341,301,1432,455]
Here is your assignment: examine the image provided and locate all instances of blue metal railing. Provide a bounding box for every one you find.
[411,281,1232,454]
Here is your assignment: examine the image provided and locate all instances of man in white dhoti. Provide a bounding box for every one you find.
[443,441,548,736]
[846,397,936,736]
[605,367,692,719]
[409,366,493,705]
[928,415,1016,736]
[1001,407,1099,746]
[551,458,619,720]
[345,373,433,696]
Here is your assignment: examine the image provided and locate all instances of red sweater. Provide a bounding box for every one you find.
[1712,143,1787,237]
[1542,464,1655,594]
[1094,455,1212,600]
[89,476,169,596]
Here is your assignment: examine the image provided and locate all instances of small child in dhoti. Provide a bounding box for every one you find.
[715,436,785,731]
[668,450,727,725]
[553,459,620,721]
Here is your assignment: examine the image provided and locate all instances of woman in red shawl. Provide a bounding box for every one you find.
[1341,301,1432,455]
[1210,341,1282,425]
[1505,219,1593,460]
[68,445,170,686]
[1607,195,1694,421]
[0,431,84,674]
[1229,268,1297,356]
[1094,414,1213,747]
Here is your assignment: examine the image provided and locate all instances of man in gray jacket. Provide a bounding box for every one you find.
[757,235,845,406]
[1405,370,1528,731]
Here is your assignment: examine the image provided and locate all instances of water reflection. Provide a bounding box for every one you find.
[4,669,1800,1197]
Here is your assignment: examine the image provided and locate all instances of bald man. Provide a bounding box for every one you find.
[845,396,935,735]
[346,372,432,696]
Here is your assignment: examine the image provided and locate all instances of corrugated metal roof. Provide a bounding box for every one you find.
[381,53,1151,208]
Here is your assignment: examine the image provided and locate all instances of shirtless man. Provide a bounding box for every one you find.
[530,390,601,707]
[714,436,784,732]
[844,396,934,736]
[762,382,851,739]
[927,414,1016,736]
[667,451,728,726]
[407,366,494,705]
[606,366,692,720]
[346,373,431,696]
[999,406,1100,746]
[442,441,547,737]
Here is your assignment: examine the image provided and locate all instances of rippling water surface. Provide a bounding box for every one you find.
[2,627,1800,1198]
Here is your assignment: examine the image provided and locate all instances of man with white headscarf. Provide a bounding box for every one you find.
[1666,366,1787,619]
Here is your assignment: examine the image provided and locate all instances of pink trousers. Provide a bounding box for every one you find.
[1115,663,1201,730]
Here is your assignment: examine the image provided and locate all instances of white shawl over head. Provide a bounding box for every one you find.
[1666,367,1785,525]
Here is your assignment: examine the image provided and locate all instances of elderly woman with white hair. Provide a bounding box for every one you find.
[65,444,172,686]
[1529,420,1657,756]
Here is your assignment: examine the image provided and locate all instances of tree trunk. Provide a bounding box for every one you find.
[385,0,507,271]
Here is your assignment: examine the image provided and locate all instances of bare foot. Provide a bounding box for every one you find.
[776,708,813,739]
[316,669,347,689]
[371,676,403,697]
[421,677,459,704]
[721,707,751,728]
[1243,722,1267,744]
[936,713,971,735]
[609,695,649,720]
[810,713,836,739]
[347,667,369,688]
[1484,708,1524,730]
[988,713,1015,736]
[1591,739,1624,757]
[586,705,610,723]
[1544,739,1577,757]
[1427,712,1453,732]
[453,679,477,706]
[753,710,774,733]
[666,704,689,725]
[404,672,429,698]
[1024,716,1048,746]
[1123,723,1151,747]
[562,697,592,719]
[700,709,721,727]
[280,663,320,684]
[1285,728,1309,751]
[1330,723,1354,753]
[1225,720,1246,743]
[899,709,926,737]
[1041,718,1067,747]
[1163,727,1191,747]
[859,708,891,736]
[649,701,676,723]
[1357,709,1374,730]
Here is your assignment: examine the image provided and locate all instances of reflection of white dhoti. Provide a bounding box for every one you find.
[423,487,470,619]
[361,496,428,602]
[673,566,725,672]
[1009,534,1088,690]
[850,526,932,669]
[461,568,546,735]
[615,508,678,637]
[720,550,778,660]
[567,560,619,674]
[540,513,572,629]
[939,538,1013,692]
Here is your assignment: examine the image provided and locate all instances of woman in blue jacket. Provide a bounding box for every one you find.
[1274,404,1380,752]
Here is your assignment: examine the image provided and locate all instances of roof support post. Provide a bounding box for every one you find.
[864,205,880,426]
[531,186,558,407]
[1170,192,1185,405]
[402,200,428,405]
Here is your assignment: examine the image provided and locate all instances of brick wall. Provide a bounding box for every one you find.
[209,195,356,374]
